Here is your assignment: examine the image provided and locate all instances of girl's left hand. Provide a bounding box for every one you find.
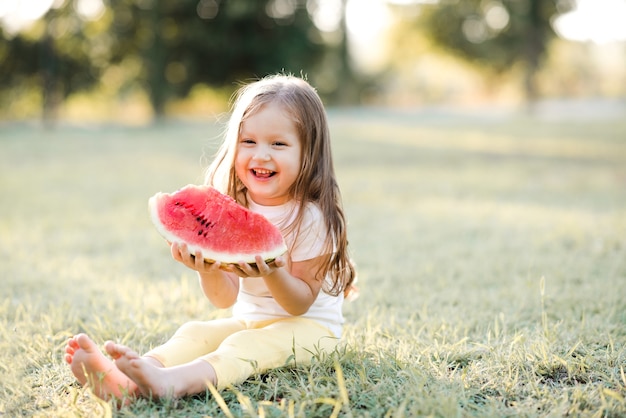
[232,255,286,278]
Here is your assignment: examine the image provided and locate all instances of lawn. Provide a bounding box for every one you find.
[1,109,625,417]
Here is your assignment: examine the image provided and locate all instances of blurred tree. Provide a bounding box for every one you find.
[0,2,103,123]
[81,0,326,117]
[411,0,575,101]
[326,0,358,104]
[0,0,325,121]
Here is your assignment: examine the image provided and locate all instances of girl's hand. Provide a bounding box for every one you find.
[232,255,286,278]
[170,242,231,274]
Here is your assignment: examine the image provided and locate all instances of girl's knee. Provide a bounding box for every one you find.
[173,318,246,343]
[173,321,206,337]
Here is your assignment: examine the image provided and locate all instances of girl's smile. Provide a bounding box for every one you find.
[235,102,302,206]
[251,168,275,179]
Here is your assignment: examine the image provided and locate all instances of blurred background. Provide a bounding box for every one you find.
[1,0,625,124]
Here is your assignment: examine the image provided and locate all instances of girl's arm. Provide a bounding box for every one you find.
[171,242,240,308]
[235,254,329,316]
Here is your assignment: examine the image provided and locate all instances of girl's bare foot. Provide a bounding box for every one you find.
[64,333,137,401]
[110,343,217,400]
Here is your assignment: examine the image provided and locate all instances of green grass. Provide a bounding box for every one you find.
[1,110,625,417]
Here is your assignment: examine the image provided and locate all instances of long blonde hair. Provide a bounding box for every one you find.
[205,74,355,296]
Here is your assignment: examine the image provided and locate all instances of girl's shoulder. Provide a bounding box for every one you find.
[300,201,324,226]
[290,201,330,259]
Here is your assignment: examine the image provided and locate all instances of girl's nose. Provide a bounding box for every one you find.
[253,147,271,161]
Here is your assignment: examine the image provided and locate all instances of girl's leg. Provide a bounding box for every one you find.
[111,344,218,399]
[142,318,246,367]
[75,318,336,399]
[205,318,339,390]
[110,318,246,399]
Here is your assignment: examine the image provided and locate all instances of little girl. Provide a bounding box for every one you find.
[64,74,356,401]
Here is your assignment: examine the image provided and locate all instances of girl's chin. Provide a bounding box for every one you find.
[247,191,290,206]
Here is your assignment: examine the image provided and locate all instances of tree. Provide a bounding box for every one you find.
[413,0,574,101]
[80,0,326,117]
[0,2,103,123]
[155,0,323,104]
[1,0,326,121]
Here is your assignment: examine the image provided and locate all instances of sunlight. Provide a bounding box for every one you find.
[308,0,342,32]
[307,0,394,72]
[345,0,392,72]
[0,0,54,34]
[346,0,391,36]
[553,0,626,43]
[0,0,104,35]
[0,0,54,21]
[75,0,105,20]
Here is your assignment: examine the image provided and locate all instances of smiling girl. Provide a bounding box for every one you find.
[65,74,356,402]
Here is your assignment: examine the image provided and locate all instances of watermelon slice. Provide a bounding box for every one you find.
[149,185,287,264]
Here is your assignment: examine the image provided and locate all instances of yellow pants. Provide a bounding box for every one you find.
[145,317,339,390]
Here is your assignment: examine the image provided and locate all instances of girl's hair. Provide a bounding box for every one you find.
[205,74,355,296]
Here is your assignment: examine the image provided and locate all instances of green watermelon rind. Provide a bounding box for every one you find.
[148,187,287,265]
[189,254,277,269]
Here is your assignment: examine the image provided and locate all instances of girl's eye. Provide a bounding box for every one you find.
[241,138,255,144]
[273,141,287,147]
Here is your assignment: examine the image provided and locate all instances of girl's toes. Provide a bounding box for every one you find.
[68,338,79,350]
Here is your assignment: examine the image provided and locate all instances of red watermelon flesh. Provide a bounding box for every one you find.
[149,184,287,264]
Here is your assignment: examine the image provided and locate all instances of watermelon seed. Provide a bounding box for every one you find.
[198,229,203,235]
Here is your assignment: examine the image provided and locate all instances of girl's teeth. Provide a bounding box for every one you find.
[254,169,274,177]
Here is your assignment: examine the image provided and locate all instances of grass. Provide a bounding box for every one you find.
[1,109,625,417]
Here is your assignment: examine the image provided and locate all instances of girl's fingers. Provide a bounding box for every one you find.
[236,260,261,277]
[273,256,285,268]
[194,251,204,269]
[230,264,246,277]
[170,242,182,260]
[254,255,270,275]
[237,261,252,275]
[174,247,279,276]
[171,242,227,273]
[233,256,279,277]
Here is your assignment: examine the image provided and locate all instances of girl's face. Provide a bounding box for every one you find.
[235,102,302,206]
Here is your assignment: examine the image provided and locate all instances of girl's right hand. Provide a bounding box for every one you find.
[170,242,230,274]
